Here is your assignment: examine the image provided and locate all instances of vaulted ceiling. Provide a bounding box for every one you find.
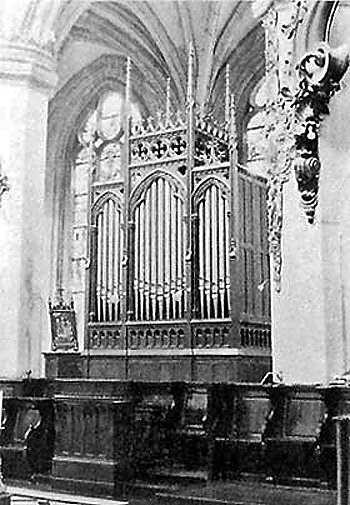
[56,0,265,119]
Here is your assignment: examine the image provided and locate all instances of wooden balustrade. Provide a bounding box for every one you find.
[88,322,123,350]
[86,320,270,352]
[125,321,188,350]
[240,321,271,349]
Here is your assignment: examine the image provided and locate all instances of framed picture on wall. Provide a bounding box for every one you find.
[48,298,79,352]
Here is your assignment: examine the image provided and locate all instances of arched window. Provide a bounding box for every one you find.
[71,91,141,326]
[245,79,268,177]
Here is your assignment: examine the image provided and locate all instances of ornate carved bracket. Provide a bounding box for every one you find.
[293,44,349,223]
[0,173,9,206]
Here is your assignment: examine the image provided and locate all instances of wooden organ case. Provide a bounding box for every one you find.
[48,57,271,383]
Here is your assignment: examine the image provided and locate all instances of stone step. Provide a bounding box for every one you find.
[7,486,128,505]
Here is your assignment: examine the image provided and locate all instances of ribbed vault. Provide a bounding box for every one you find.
[53,1,265,113]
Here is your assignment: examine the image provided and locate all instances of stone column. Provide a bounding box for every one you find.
[0,41,57,378]
[260,0,334,384]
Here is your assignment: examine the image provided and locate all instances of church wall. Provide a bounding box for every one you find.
[319,72,350,380]
[272,176,327,384]
[320,2,350,380]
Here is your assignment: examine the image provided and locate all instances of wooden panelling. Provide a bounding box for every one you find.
[0,380,348,492]
[127,357,192,382]
[52,394,134,490]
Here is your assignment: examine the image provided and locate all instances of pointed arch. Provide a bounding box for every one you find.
[193,176,230,205]
[130,169,185,210]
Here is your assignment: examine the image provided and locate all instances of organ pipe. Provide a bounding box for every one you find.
[91,178,231,323]
[93,197,123,323]
[132,178,186,321]
[196,184,230,319]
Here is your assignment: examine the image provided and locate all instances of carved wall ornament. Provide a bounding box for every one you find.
[0,174,9,207]
[0,159,10,207]
[293,43,350,223]
[262,1,306,292]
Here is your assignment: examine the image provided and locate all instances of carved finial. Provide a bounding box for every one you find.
[125,57,131,106]
[229,93,237,149]
[225,64,230,126]
[165,77,171,125]
[156,110,164,129]
[56,286,65,306]
[187,42,195,107]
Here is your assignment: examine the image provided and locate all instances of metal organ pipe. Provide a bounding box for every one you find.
[145,187,151,320]
[134,204,140,321]
[170,187,176,318]
[97,212,102,321]
[150,182,157,319]
[94,198,123,323]
[212,186,219,318]
[164,181,170,319]
[93,181,230,324]
[102,209,107,321]
[197,184,230,319]
[199,199,205,318]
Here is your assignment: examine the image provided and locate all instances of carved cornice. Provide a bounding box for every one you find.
[293,43,350,223]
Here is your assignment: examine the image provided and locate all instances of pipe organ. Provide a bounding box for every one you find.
[63,70,272,382]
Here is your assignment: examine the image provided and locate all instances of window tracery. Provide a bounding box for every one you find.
[245,78,269,178]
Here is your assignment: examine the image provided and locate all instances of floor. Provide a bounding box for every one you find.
[4,479,337,505]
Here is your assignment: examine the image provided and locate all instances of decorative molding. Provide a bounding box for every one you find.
[293,43,350,223]
[0,41,57,93]
[0,0,60,57]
